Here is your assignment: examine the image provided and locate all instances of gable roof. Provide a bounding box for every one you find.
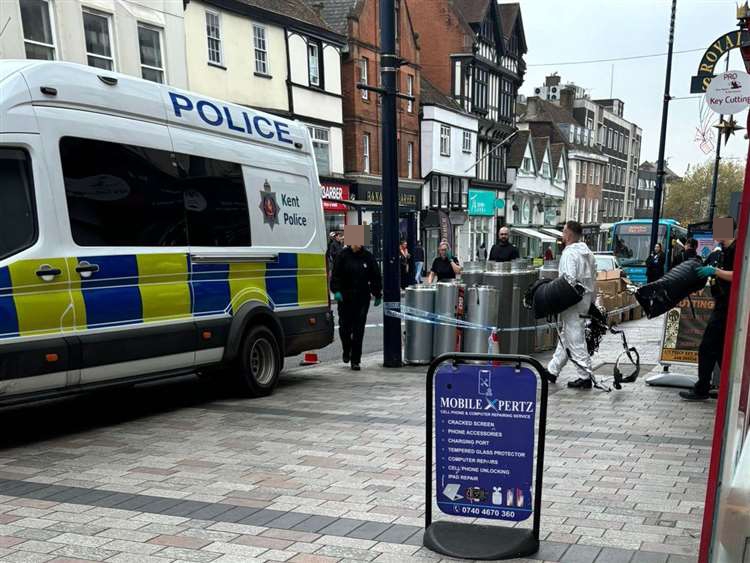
[316,0,360,35]
[497,3,527,52]
[453,0,490,24]
[230,0,336,33]
[532,136,550,168]
[550,143,565,171]
[507,130,531,169]
[420,77,465,112]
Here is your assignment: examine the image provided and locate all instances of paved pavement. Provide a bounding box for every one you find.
[0,315,714,562]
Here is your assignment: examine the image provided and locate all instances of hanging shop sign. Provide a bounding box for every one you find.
[705,70,750,114]
[434,364,536,522]
[690,29,750,93]
[468,189,496,216]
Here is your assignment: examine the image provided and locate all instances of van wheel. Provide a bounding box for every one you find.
[237,325,280,397]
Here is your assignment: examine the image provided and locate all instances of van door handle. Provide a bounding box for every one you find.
[75,261,100,278]
[36,265,62,281]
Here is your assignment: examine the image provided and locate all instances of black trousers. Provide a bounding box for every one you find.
[695,311,728,395]
[338,297,370,364]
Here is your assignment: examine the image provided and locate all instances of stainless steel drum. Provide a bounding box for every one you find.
[461,261,484,288]
[536,260,559,351]
[463,285,499,354]
[432,281,465,357]
[482,261,514,353]
[405,284,437,364]
[511,259,537,355]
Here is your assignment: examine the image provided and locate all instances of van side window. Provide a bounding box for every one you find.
[176,155,251,247]
[60,137,188,246]
[0,149,37,260]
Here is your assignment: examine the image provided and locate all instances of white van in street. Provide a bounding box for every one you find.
[0,60,333,404]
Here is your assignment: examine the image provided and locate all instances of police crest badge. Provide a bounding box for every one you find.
[259,180,279,229]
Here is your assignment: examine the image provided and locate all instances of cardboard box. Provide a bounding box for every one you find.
[596,279,620,298]
[596,268,623,281]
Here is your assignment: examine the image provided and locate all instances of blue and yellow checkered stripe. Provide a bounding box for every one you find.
[0,252,328,339]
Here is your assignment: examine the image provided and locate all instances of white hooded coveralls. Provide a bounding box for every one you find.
[547,241,597,379]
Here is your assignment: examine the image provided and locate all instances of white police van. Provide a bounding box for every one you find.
[0,60,333,403]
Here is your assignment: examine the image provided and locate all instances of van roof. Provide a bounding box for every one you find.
[0,60,311,154]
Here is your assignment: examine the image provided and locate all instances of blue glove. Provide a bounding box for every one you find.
[374,297,382,307]
[447,251,454,260]
[333,291,343,302]
[697,266,716,279]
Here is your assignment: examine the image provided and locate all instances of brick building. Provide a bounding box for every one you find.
[319,0,421,260]
[406,0,527,245]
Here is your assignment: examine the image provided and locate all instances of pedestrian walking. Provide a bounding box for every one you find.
[399,239,411,290]
[645,243,666,283]
[330,243,382,371]
[326,231,342,272]
[477,243,487,261]
[547,221,597,389]
[413,240,425,283]
[680,222,736,401]
[489,226,520,262]
[427,242,461,283]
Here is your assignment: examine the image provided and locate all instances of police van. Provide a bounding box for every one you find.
[0,60,333,403]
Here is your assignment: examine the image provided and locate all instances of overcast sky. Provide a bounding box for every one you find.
[515,0,748,175]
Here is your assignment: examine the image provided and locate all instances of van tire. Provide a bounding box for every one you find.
[237,325,281,397]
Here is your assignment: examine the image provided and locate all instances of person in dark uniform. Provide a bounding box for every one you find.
[427,242,461,283]
[489,226,520,262]
[674,238,699,265]
[330,243,382,371]
[645,243,666,283]
[680,227,735,401]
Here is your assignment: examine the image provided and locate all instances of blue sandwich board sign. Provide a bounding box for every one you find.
[434,364,537,522]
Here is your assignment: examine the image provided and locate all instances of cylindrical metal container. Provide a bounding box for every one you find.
[404,284,436,364]
[482,261,514,353]
[536,260,559,351]
[461,261,484,288]
[510,259,536,355]
[432,281,466,357]
[463,285,499,354]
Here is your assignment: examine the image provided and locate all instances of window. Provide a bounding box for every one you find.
[542,162,551,178]
[522,156,532,173]
[360,58,369,100]
[588,162,594,184]
[407,142,414,179]
[430,176,439,207]
[0,149,36,260]
[138,24,164,83]
[440,125,451,156]
[363,133,370,173]
[253,25,269,75]
[500,78,514,119]
[473,68,488,112]
[594,164,600,185]
[576,161,581,183]
[581,161,587,183]
[461,179,469,208]
[440,176,449,207]
[463,131,472,153]
[308,41,320,86]
[206,11,222,65]
[21,0,56,60]
[60,137,250,247]
[83,9,114,70]
[605,164,610,183]
[307,126,330,176]
[407,75,414,112]
[451,177,460,207]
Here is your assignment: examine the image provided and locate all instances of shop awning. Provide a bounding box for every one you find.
[540,228,564,239]
[511,227,556,243]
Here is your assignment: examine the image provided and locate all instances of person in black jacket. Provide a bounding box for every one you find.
[330,244,382,371]
[489,226,520,262]
[646,243,666,283]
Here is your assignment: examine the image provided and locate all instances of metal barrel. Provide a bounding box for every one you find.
[461,261,485,288]
[510,259,536,355]
[483,261,514,353]
[462,285,499,354]
[536,259,560,351]
[432,281,465,357]
[404,284,437,364]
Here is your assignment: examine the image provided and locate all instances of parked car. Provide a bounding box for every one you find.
[593,252,622,272]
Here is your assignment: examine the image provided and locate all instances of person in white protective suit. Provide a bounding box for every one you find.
[547,220,597,389]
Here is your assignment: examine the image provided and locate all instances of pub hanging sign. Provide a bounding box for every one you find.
[690,29,750,93]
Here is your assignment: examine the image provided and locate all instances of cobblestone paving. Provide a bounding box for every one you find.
[0,316,713,562]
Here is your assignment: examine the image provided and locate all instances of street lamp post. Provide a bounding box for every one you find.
[650,0,677,253]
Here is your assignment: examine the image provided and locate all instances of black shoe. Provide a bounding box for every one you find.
[546,372,558,384]
[343,352,350,364]
[567,378,592,389]
[679,390,710,401]
[351,363,361,371]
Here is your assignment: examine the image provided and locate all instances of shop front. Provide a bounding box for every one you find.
[320,180,351,234]
[351,181,420,262]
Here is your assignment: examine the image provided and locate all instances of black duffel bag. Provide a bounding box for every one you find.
[635,259,706,319]
[524,275,585,319]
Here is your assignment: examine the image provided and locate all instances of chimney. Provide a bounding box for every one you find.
[545,73,561,87]
[527,96,539,118]
[560,87,575,110]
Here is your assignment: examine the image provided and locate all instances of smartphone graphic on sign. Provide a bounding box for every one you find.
[478,369,492,397]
